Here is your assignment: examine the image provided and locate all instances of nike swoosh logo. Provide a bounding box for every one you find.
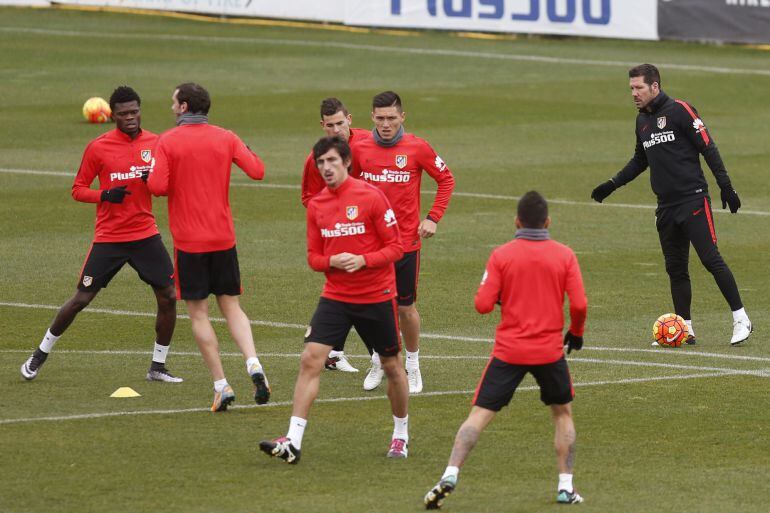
[666,335,679,343]
[692,209,702,216]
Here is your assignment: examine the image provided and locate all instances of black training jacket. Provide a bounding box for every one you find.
[612,91,731,208]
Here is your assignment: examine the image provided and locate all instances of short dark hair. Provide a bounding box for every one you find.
[372,90,402,111]
[517,191,549,228]
[109,86,140,111]
[313,136,351,163]
[629,64,661,88]
[175,82,211,115]
[320,97,348,118]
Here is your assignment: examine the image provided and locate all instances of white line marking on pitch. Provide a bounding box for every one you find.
[0,371,738,426]
[1,27,769,77]
[3,168,770,217]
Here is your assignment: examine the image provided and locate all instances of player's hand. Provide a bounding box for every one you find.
[140,169,150,183]
[720,186,741,214]
[563,331,583,354]
[418,218,437,239]
[100,185,131,204]
[330,253,365,272]
[590,180,616,203]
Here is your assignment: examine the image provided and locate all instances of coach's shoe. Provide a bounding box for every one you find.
[730,318,752,346]
[20,349,48,381]
[259,436,301,464]
[325,354,359,372]
[557,489,584,504]
[407,366,423,394]
[211,385,236,412]
[146,364,184,383]
[684,335,696,346]
[387,438,408,458]
[249,365,271,405]
[363,364,385,391]
[424,476,456,510]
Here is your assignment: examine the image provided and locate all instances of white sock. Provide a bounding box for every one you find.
[246,356,262,374]
[684,320,695,338]
[405,350,419,369]
[213,378,229,393]
[287,416,307,449]
[152,342,169,364]
[329,350,344,358]
[371,352,381,368]
[392,414,409,443]
[558,473,574,493]
[39,329,60,354]
[732,307,748,322]
[442,466,460,481]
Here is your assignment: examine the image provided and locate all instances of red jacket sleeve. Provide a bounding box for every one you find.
[306,201,330,272]
[474,250,502,314]
[232,133,264,180]
[147,138,170,197]
[362,191,403,268]
[71,141,103,203]
[418,140,455,222]
[565,252,588,336]
[301,152,324,207]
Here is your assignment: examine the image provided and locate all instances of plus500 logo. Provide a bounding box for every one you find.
[390,0,610,24]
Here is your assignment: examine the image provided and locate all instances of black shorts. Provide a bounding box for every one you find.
[473,356,574,411]
[174,246,242,300]
[304,297,401,357]
[395,250,420,306]
[78,234,174,291]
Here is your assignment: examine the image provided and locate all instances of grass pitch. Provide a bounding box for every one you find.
[1,6,769,513]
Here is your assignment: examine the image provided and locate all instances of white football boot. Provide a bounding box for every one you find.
[363,364,384,391]
[407,366,423,394]
[730,318,752,346]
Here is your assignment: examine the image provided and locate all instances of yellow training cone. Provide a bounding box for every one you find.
[110,387,141,398]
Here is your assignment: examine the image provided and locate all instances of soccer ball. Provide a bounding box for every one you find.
[652,313,689,347]
[82,97,111,123]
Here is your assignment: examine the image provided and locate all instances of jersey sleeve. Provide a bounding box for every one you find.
[306,202,330,272]
[232,132,265,181]
[674,100,731,188]
[362,191,404,268]
[565,251,588,336]
[417,140,455,222]
[474,250,502,314]
[301,152,324,207]
[612,132,649,187]
[147,138,170,196]
[71,141,103,203]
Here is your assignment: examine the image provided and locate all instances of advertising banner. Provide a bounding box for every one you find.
[345,0,658,40]
[658,0,770,44]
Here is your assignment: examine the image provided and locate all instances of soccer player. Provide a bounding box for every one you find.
[20,86,181,383]
[300,97,372,373]
[351,91,455,394]
[259,136,409,463]
[424,191,587,509]
[591,64,752,346]
[148,82,270,411]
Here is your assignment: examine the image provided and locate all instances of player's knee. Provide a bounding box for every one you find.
[699,253,727,275]
[664,261,689,281]
[299,348,325,372]
[157,287,177,310]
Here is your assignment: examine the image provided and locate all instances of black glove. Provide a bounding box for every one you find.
[563,331,583,354]
[140,169,150,183]
[591,179,616,203]
[100,185,131,204]
[720,186,741,214]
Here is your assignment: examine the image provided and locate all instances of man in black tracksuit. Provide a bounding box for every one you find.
[591,64,752,346]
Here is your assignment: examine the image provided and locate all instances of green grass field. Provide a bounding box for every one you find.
[1,6,769,513]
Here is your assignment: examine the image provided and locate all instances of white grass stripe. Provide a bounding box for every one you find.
[0,371,736,426]
[1,26,769,77]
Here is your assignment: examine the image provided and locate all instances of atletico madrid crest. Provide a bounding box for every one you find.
[82,276,93,287]
[395,155,407,169]
[346,206,358,220]
[657,116,667,129]
[141,149,152,163]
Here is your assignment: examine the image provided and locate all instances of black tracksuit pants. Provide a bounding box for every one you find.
[656,196,743,320]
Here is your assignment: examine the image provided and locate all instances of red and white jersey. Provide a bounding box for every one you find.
[301,128,371,207]
[307,176,403,304]
[351,133,455,251]
[148,123,265,253]
[71,128,159,243]
[475,237,587,366]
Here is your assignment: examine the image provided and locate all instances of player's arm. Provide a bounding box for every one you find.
[361,193,404,269]
[418,142,455,238]
[474,252,502,314]
[301,153,323,208]
[306,202,331,272]
[591,133,648,203]
[565,252,588,337]
[232,133,265,181]
[71,142,103,203]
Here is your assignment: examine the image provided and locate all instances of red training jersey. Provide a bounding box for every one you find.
[475,237,587,365]
[301,128,370,207]
[307,176,403,304]
[71,128,160,243]
[148,123,265,253]
[351,133,455,252]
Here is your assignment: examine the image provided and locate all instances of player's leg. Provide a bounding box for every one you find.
[656,206,695,345]
[685,197,751,345]
[381,353,410,457]
[398,251,423,393]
